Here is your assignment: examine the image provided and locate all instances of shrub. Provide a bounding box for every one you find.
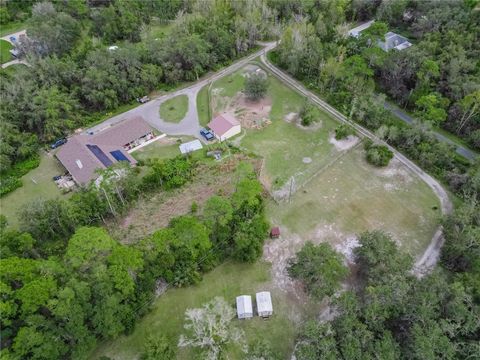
[299,100,317,126]
[365,143,394,167]
[244,72,268,101]
[335,124,355,140]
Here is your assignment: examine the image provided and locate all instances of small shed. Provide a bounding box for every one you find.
[256,291,273,317]
[179,139,203,154]
[270,227,280,239]
[236,295,253,319]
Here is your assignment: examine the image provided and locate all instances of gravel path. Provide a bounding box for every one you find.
[260,52,453,276]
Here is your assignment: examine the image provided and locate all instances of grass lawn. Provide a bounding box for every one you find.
[0,39,13,64]
[131,136,195,162]
[0,63,27,75]
[159,95,189,123]
[0,151,68,227]
[0,22,25,37]
[91,261,301,360]
[268,148,441,256]
[196,85,211,126]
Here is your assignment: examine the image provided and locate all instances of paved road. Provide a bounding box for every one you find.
[87,42,276,142]
[384,102,478,160]
[260,53,453,276]
[1,58,29,69]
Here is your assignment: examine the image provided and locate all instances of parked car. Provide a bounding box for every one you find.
[200,128,214,141]
[50,138,67,149]
[53,175,62,181]
[137,96,150,104]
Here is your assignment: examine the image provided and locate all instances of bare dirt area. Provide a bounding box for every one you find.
[108,155,260,244]
[328,134,360,151]
[218,93,272,130]
[263,222,357,302]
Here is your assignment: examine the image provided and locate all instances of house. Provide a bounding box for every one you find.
[56,116,153,185]
[236,295,253,319]
[256,291,273,318]
[179,139,203,154]
[378,32,412,51]
[270,227,280,239]
[348,20,375,38]
[208,113,241,141]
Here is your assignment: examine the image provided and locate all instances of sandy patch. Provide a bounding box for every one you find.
[263,222,357,301]
[375,157,413,184]
[329,134,360,151]
[284,112,298,122]
[302,157,312,164]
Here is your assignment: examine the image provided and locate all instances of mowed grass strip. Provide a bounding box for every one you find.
[196,85,210,126]
[159,95,189,123]
[0,152,69,227]
[0,39,13,64]
[91,261,297,360]
[268,148,441,256]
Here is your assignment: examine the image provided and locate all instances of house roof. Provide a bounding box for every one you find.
[179,139,203,154]
[256,291,272,313]
[271,227,280,236]
[236,295,253,316]
[208,113,240,136]
[91,116,153,147]
[56,116,151,185]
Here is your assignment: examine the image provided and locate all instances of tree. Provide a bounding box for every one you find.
[178,297,245,360]
[299,100,317,126]
[364,141,394,167]
[26,2,81,56]
[141,335,175,360]
[415,93,449,125]
[288,242,348,299]
[244,72,268,101]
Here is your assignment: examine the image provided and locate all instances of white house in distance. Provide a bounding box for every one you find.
[208,113,241,141]
[348,20,412,52]
[236,295,253,319]
[256,291,273,318]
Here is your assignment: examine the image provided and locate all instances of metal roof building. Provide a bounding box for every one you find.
[256,291,273,317]
[179,139,203,154]
[236,295,253,319]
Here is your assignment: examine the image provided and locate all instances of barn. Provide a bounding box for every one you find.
[256,291,273,318]
[208,113,241,141]
[236,295,253,319]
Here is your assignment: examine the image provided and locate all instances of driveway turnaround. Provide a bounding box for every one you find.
[86,42,276,142]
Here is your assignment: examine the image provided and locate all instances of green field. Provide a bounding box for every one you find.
[0,39,13,64]
[0,152,68,227]
[268,148,440,256]
[196,85,210,126]
[132,136,196,162]
[92,261,302,360]
[0,22,25,37]
[159,95,189,123]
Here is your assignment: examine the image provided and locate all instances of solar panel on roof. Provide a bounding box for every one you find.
[86,144,113,167]
[110,150,130,163]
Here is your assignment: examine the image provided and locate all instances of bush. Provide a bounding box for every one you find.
[364,141,393,167]
[299,100,317,126]
[335,124,355,140]
[244,72,268,101]
[0,155,40,196]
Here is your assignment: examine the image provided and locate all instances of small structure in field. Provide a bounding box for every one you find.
[256,291,273,318]
[179,139,203,154]
[236,295,253,319]
[348,20,375,38]
[270,227,280,239]
[208,113,241,141]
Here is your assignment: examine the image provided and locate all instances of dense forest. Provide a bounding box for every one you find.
[0,0,279,194]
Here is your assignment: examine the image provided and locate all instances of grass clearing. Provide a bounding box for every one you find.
[0,152,68,227]
[196,85,210,126]
[0,22,25,37]
[131,136,196,162]
[0,39,13,64]
[268,148,440,256]
[91,261,303,360]
[159,95,189,123]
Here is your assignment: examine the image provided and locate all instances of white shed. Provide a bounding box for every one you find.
[179,139,203,154]
[256,291,273,317]
[236,295,253,319]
